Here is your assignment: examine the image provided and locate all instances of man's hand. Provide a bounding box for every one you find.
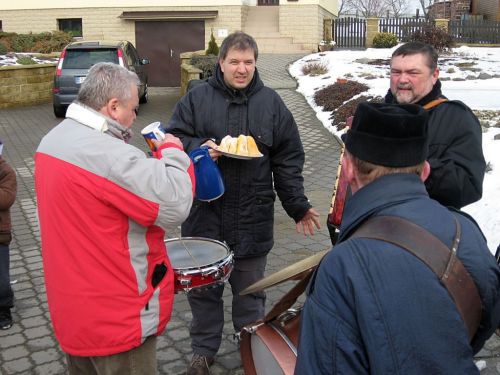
[152,133,183,149]
[296,208,321,236]
[202,139,222,161]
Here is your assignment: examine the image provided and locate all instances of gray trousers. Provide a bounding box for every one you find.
[187,255,267,357]
[66,336,157,375]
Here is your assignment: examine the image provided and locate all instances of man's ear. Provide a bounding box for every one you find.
[343,151,360,193]
[104,98,120,121]
[421,160,431,182]
[432,67,439,85]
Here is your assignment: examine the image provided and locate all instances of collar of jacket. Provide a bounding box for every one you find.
[209,64,264,104]
[384,80,447,107]
[338,173,429,241]
[66,102,133,143]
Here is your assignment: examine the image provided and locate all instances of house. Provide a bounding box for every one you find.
[0,0,337,86]
[472,0,500,20]
[428,0,500,21]
[427,0,472,20]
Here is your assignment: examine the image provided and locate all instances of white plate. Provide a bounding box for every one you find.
[217,149,263,160]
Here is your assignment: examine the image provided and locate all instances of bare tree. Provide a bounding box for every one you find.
[354,0,387,17]
[418,0,433,18]
[338,0,413,17]
[386,0,411,17]
[338,0,357,16]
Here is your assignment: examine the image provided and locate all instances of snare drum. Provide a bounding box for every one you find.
[165,237,234,293]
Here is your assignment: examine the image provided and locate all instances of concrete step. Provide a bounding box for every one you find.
[244,6,311,54]
[244,29,281,38]
[256,38,307,54]
[260,46,308,54]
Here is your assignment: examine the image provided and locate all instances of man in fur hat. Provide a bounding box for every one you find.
[296,102,500,374]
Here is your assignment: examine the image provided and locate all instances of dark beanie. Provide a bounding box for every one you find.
[343,102,429,167]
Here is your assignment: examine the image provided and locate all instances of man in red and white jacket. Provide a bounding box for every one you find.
[35,62,195,375]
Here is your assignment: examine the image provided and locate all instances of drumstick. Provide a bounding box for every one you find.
[176,228,201,267]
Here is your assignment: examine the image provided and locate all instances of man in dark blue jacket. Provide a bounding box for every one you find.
[167,32,320,375]
[296,102,500,374]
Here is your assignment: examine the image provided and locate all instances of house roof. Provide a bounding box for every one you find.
[118,10,218,20]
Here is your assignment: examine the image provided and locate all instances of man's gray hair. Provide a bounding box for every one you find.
[77,62,140,110]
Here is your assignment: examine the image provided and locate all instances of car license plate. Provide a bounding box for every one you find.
[75,76,86,84]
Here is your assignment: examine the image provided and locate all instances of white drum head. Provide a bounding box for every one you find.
[166,238,229,269]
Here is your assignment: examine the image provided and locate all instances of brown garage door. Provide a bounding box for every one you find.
[135,21,205,87]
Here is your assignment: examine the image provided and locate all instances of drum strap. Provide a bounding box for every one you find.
[264,270,314,323]
[350,215,482,342]
[422,97,448,109]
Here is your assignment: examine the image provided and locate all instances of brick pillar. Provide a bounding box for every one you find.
[366,18,379,48]
[434,18,449,32]
[324,18,333,41]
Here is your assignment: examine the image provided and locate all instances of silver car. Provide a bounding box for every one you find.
[52,40,149,118]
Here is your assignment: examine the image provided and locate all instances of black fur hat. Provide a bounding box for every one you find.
[343,102,429,167]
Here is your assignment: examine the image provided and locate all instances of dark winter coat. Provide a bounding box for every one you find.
[295,173,500,375]
[385,80,485,209]
[0,157,17,245]
[167,66,311,258]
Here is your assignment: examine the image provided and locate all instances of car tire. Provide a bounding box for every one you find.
[53,105,67,118]
[140,83,148,104]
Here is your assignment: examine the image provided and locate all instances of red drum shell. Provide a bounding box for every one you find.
[165,237,233,293]
[240,310,301,375]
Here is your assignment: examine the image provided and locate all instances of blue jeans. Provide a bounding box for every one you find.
[0,244,13,309]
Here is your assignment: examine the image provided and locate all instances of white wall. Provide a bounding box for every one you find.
[1,0,245,11]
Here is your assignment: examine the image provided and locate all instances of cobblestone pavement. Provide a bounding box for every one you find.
[1,53,499,375]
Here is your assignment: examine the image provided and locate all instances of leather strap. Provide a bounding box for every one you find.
[264,269,313,323]
[423,98,448,110]
[351,215,482,341]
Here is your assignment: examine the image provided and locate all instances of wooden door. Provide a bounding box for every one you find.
[135,20,205,87]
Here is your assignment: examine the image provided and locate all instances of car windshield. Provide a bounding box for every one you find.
[63,48,119,69]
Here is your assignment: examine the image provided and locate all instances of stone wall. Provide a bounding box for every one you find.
[279,4,334,51]
[0,64,56,109]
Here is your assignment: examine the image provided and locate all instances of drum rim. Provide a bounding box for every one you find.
[165,236,229,251]
[165,237,233,272]
[173,253,234,275]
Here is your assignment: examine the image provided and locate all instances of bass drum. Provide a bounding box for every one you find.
[240,308,301,375]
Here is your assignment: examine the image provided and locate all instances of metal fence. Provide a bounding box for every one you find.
[332,17,500,48]
[333,17,366,48]
[449,19,500,44]
[379,17,431,41]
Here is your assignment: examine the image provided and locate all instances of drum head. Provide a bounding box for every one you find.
[166,238,229,269]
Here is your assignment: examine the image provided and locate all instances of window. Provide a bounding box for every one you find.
[0,21,3,32]
[58,18,82,37]
[63,49,119,69]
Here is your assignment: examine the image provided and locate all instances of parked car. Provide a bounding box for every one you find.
[52,40,150,118]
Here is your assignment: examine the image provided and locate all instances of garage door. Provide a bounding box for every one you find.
[135,21,205,87]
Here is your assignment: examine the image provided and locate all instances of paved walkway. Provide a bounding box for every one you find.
[0,53,498,375]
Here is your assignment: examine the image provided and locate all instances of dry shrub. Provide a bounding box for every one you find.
[314,80,369,112]
[301,61,329,76]
[330,95,384,131]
